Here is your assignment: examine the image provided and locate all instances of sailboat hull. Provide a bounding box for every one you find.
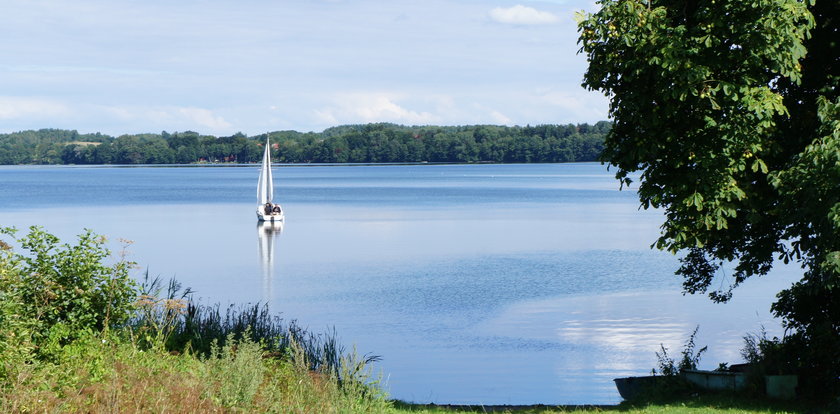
[257,208,285,222]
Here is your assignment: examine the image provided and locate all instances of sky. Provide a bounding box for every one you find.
[1,0,606,136]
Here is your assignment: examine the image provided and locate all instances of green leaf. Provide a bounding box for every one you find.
[758,158,768,173]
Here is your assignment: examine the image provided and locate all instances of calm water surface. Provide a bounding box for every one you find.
[0,163,796,404]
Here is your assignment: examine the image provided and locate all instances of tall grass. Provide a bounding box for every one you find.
[0,333,398,413]
[132,272,381,383]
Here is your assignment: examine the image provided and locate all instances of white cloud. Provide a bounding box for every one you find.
[489,110,513,124]
[99,105,233,134]
[489,5,559,25]
[0,1,604,134]
[177,107,232,130]
[315,93,439,125]
[539,88,608,121]
[0,97,70,120]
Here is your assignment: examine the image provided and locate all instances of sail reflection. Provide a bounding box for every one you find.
[257,221,284,305]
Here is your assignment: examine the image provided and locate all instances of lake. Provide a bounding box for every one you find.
[0,163,797,404]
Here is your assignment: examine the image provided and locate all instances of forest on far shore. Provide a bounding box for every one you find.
[0,122,610,165]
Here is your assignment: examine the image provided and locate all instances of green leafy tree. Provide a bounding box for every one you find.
[579,0,839,395]
[175,145,198,163]
[1,124,609,165]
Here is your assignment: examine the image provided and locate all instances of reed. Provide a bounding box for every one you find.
[131,272,381,384]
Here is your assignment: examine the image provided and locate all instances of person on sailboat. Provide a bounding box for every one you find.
[272,204,282,214]
[264,202,273,215]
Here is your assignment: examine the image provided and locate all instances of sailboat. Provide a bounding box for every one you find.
[256,137,284,222]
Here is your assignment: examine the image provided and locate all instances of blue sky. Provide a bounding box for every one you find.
[1,0,606,136]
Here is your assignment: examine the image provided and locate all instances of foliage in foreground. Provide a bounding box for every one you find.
[0,226,391,412]
[578,0,840,399]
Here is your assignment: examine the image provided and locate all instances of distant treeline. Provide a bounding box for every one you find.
[0,122,610,165]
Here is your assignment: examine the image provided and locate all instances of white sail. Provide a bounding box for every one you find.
[257,138,274,205]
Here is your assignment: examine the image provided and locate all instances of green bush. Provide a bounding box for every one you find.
[0,241,36,381]
[0,226,137,356]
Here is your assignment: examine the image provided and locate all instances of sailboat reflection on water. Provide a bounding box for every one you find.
[257,220,283,305]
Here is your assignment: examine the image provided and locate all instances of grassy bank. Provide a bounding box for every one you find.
[3,332,389,413]
[2,335,816,413]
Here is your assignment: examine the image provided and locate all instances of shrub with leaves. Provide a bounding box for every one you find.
[0,226,137,354]
[0,238,36,380]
